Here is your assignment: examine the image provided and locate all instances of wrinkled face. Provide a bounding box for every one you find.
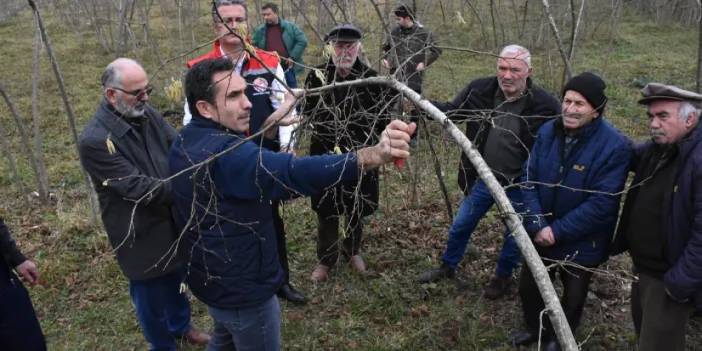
[332,40,360,70]
[647,100,695,145]
[207,71,252,133]
[107,66,150,118]
[496,57,531,99]
[395,15,413,28]
[214,4,248,48]
[262,8,278,25]
[562,90,599,132]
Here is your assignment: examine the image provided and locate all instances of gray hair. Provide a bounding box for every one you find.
[100,64,121,88]
[499,44,531,68]
[212,0,247,21]
[101,58,143,90]
[678,101,701,121]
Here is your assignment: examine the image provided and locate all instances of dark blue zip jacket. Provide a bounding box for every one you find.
[522,116,631,265]
[169,116,359,309]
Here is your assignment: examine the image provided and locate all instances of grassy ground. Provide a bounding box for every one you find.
[0,2,701,350]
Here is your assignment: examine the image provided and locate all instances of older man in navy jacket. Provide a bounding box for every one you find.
[511,73,631,351]
[169,58,415,351]
[613,83,702,351]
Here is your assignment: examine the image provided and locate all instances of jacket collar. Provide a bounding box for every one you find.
[553,113,604,140]
[95,99,143,138]
[189,113,245,136]
[676,120,702,162]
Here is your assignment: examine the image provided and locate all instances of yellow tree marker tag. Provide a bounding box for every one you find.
[106,136,116,155]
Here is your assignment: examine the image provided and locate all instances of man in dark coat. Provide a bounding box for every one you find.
[511,73,631,351]
[303,24,396,282]
[381,3,442,94]
[612,83,702,351]
[170,57,415,350]
[418,45,561,300]
[0,218,45,351]
[78,58,209,350]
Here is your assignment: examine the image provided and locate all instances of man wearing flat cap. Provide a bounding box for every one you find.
[612,83,702,351]
[510,72,631,350]
[302,24,398,282]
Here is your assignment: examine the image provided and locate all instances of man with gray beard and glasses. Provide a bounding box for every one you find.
[79,58,209,350]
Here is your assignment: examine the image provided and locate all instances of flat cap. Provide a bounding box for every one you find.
[638,82,702,105]
[324,24,362,42]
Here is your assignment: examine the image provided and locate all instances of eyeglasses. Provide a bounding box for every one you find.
[216,16,247,25]
[110,85,153,99]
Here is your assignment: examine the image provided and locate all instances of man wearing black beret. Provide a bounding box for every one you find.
[303,24,398,282]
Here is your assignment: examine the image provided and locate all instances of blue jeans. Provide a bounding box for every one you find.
[441,180,524,278]
[129,270,192,351]
[206,295,281,351]
[284,68,298,88]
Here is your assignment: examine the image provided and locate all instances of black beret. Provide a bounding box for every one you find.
[324,24,362,42]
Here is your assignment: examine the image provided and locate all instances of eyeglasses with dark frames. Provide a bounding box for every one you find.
[110,85,154,99]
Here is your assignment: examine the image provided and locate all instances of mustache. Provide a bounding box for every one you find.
[650,129,665,137]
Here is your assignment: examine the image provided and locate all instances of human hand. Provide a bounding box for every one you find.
[357,120,416,169]
[382,59,391,69]
[416,62,425,71]
[15,260,39,285]
[534,226,555,247]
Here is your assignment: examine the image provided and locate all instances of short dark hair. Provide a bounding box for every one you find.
[212,0,248,22]
[262,2,278,13]
[185,58,234,117]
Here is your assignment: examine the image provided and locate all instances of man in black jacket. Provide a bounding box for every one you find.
[381,3,442,94]
[612,83,702,351]
[79,58,209,350]
[303,24,397,282]
[0,218,45,351]
[418,45,561,300]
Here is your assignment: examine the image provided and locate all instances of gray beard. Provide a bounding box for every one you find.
[115,100,145,118]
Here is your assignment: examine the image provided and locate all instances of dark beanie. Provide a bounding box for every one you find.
[562,72,607,113]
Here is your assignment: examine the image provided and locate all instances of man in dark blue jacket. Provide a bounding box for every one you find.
[510,72,631,350]
[612,83,702,351]
[169,58,415,351]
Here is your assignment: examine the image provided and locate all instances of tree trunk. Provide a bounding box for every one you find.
[27,0,101,225]
[541,0,573,83]
[0,82,44,205]
[31,21,50,204]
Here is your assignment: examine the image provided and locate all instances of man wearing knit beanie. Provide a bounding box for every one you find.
[510,72,631,350]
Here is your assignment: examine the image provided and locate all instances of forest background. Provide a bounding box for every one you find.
[0,0,701,349]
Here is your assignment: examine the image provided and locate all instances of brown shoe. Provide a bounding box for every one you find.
[183,327,211,346]
[311,264,330,282]
[349,255,366,273]
[483,275,512,300]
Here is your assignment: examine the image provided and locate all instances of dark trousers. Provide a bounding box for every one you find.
[317,213,363,267]
[631,272,695,351]
[0,272,46,351]
[128,269,192,351]
[272,200,290,284]
[518,261,594,343]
